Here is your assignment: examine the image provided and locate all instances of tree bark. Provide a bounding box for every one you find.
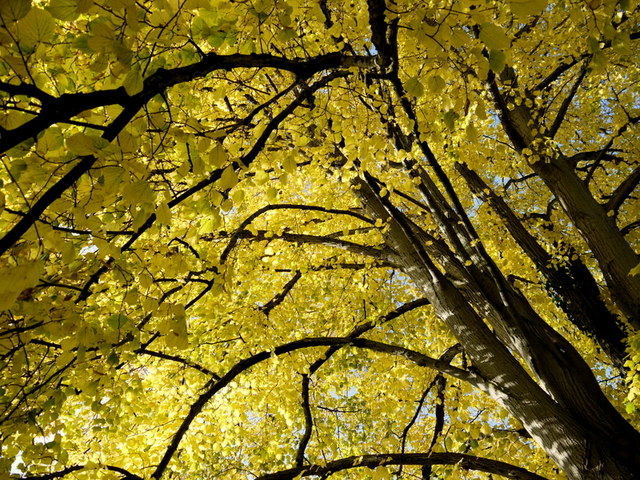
[355,173,640,480]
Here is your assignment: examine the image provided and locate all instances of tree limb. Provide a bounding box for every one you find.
[606,165,640,215]
[255,452,550,480]
[295,373,313,467]
[220,204,374,265]
[150,337,479,479]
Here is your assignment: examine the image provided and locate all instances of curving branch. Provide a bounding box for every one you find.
[75,72,350,301]
[255,452,550,480]
[135,348,219,379]
[220,204,374,265]
[213,229,395,264]
[295,373,313,467]
[21,464,143,480]
[293,298,431,466]
[606,165,640,215]
[150,337,479,479]
[0,52,377,155]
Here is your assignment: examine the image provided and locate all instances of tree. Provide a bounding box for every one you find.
[0,0,639,479]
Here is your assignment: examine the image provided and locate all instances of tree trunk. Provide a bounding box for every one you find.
[355,173,640,480]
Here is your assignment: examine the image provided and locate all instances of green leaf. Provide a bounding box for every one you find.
[427,75,446,93]
[18,8,55,46]
[405,76,424,97]
[0,0,31,26]
[510,0,547,20]
[47,0,78,21]
[488,49,506,73]
[123,68,144,96]
[107,314,129,330]
[443,110,459,130]
[479,23,510,51]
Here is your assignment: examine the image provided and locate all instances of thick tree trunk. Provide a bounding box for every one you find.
[355,175,640,480]
[488,70,640,329]
[530,155,640,329]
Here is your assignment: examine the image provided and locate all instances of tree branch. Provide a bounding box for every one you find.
[261,271,302,316]
[255,452,550,480]
[295,373,313,467]
[150,337,478,479]
[213,229,395,264]
[21,465,143,480]
[606,165,640,215]
[135,348,219,379]
[548,65,588,138]
[220,204,374,265]
[0,52,377,155]
[75,72,350,301]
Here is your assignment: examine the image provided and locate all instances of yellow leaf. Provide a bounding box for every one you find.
[123,68,144,96]
[0,0,31,26]
[47,0,79,21]
[405,76,424,97]
[479,23,510,51]
[510,0,547,20]
[0,260,43,310]
[17,8,55,46]
[66,132,98,156]
[209,142,228,168]
[88,21,114,52]
[282,155,297,173]
[156,202,172,225]
[427,75,445,93]
[219,166,238,190]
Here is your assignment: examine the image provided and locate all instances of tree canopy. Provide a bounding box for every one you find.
[1,0,639,479]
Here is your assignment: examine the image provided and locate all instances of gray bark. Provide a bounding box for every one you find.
[354,171,640,480]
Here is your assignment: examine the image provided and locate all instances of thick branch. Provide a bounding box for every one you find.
[295,374,313,467]
[455,161,627,370]
[607,165,640,214]
[150,337,478,479]
[0,52,376,154]
[21,465,143,480]
[220,204,374,265]
[255,452,550,480]
[548,65,588,138]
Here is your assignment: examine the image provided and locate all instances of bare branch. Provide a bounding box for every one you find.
[220,204,374,265]
[548,65,588,138]
[150,337,478,479]
[607,165,640,215]
[21,465,143,480]
[135,348,219,379]
[295,374,313,467]
[255,452,550,480]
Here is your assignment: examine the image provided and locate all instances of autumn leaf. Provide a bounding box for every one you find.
[0,2,638,480]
